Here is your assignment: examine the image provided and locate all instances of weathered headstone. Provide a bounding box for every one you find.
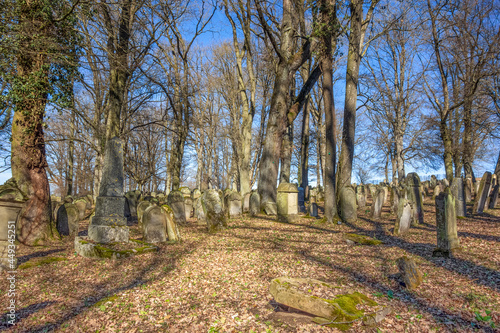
[142,206,167,243]
[340,186,357,223]
[242,192,251,213]
[394,198,412,235]
[356,185,366,208]
[137,201,153,227]
[397,256,423,290]
[450,178,466,218]
[201,190,227,233]
[430,175,437,188]
[167,190,186,225]
[88,137,129,243]
[194,196,205,224]
[370,189,385,218]
[472,172,492,214]
[161,205,181,241]
[56,203,80,236]
[0,179,27,271]
[74,199,87,221]
[125,190,140,219]
[227,191,243,218]
[264,202,277,216]
[308,195,318,217]
[488,184,499,209]
[277,183,299,223]
[406,173,424,226]
[297,187,306,213]
[249,191,260,216]
[465,177,473,202]
[368,184,377,202]
[433,191,459,257]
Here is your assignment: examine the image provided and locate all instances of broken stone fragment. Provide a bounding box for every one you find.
[397,256,423,290]
[343,233,383,245]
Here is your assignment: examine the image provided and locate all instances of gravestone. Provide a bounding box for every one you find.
[394,198,412,235]
[450,178,466,218]
[249,191,260,216]
[433,185,441,200]
[277,183,299,223]
[142,206,167,243]
[0,179,27,271]
[430,175,437,188]
[389,186,399,214]
[227,191,243,218]
[125,190,140,219]
[161,205,181,241]
[308,196,318,217]
[465,178,473,202]
[406,173,424,226]
[472,172,492,214]
[56,203,80,236]
[442,178,450,188]
[297,187,306,213]
[397,256,423,290]
[74,199,87,221]
[137,201,153,227]
[179,187,192,220]
[192,188,202,200]
[201,190,227,233]
[488,184,499,209]
[340,187,357,223]
[88,137,129,243]
[368,184,377,202]
[264,202,277,216]
[356,185,366,208]
[194,196,206,224]
[167,190,186,225]
[157,193,166,205]
[242,192,251,213]
[370,189,385,218]
[433,191,459,257]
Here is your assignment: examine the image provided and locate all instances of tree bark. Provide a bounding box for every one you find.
[279,123,293,183]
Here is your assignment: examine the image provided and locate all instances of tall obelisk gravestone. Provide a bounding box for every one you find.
[88,137,129,243]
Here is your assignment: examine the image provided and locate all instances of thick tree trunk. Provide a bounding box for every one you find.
[11,96,54,245]
[463,95,474,180]
[279,123,293,183]
[338,0,363,193]
[66,107,75,196]
[171,131,187,191]
[439,120,455,181]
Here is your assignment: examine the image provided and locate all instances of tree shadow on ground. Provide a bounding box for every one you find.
[21,240,198,332]
[0,301,56,331]
[16,249,66,265]
[299,249,497,332]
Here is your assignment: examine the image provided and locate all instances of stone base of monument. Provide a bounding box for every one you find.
[88,224,129,244]
[75,237,157,259]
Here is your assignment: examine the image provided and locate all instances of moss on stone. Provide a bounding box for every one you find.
[18,256,67,270]
[314,292,378,331]
[93,294,119,308]
[344,233,382,245]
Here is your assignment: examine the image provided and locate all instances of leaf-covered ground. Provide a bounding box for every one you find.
[1,198,499,333]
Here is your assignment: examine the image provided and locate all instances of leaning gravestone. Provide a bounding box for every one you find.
[0,179,27,271]
[340,186,357,223]
[202,190,227,233]
[433,191,459,257]
[56,203,80,236]
[142,206,167,243]
[356,185,366,209]
[277,183,299,223]
[88,137,129,243]
[137,201,153,227]
[465,177,473,202]
[406,173,424,226]
[488,184,499,209]
[249,191,260,216]
[472,172,492,214]
[394,198,412,235]
[450,178,466,218]
[161,205,181,241]
[370,189,385,218]
[167,190,186,225]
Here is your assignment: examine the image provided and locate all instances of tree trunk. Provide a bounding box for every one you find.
[66,105,75,196]
[338,0,363,193]
[279,123,293,183]
[439,120,455,181]
[463,95,474,180]
[299,98,310,194]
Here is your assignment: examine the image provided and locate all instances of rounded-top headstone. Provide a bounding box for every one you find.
[192,189,202,200]
[142,206,167,243]
[406,173,421,187]
[179,187,191,198]
[56,203,79,236]
[340,186,357,223]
